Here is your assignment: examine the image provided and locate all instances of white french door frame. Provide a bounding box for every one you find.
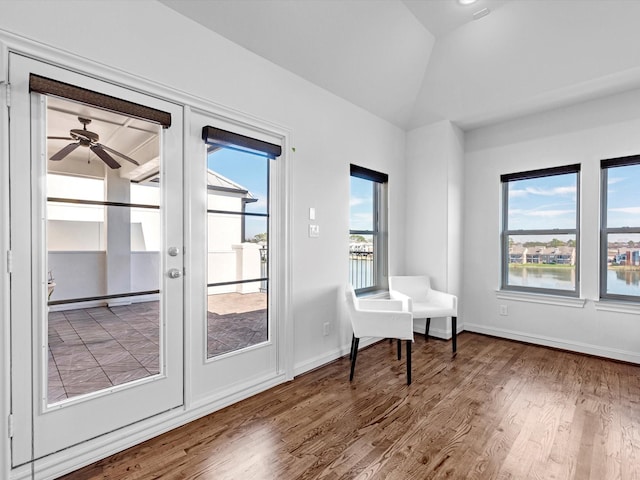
[8,53,185,469]
[184,105,294,409]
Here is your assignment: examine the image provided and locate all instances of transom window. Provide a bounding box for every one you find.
[600,155,640,301]
[501,164,580,295]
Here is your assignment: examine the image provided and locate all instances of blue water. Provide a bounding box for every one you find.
[508,266,640,296]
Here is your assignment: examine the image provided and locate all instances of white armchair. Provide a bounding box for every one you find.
[389,276,458,354]
[345,284,414,384]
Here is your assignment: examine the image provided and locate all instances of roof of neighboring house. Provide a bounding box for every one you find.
[509,245,526,255]
[206,169,255,200]
[522,246,575,256]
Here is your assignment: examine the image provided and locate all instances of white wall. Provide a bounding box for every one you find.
[411,0,640,129]
[0,0,406,409]
[404,120,463,338]
[463,87,640,363]
[48,251,160,309]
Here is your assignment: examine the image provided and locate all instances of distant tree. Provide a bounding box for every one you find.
[523,241,546,247]
[350,235,368,243]
[567,239,576,247]
[250,232,268,243]
[549,238,565,247]
[628,240,636,248]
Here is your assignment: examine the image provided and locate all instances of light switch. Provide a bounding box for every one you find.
[309,224,320,238]
[309,207,316,220]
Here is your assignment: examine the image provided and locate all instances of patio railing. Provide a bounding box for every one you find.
[260,247,268,292]
[349,248,374,290]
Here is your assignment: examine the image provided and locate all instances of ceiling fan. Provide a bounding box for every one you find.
[48,117,139,169]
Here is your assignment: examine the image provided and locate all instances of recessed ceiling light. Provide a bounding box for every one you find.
[457,0,478,5]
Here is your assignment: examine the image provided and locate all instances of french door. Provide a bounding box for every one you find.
[186,109,286,404]
[9,54,184,466]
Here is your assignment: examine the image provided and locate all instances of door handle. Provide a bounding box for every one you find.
[167,268,182,279]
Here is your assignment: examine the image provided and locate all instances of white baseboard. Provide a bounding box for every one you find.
[413,320,462,340]
[14,373,286,480]
[293,337,379,377]
[48,294,160,312]
[465,322,640,364]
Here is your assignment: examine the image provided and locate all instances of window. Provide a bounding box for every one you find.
[601,155,640,301]
[202,126,281,357]
[349,165,388,293]
[501,164,580,295]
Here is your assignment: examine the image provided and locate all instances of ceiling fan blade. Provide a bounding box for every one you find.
[95,143,140,166]
[90,145,121,169]
[50,142,81,161]
[47,136,74,141]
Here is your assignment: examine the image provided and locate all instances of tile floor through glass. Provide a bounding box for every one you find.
[48,293,267,403]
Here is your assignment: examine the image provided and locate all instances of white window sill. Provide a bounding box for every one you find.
[495,290,586,308]
[356,289,389,299]
[594,300,640,314]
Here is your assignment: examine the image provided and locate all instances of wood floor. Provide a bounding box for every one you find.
[58,332,640,480]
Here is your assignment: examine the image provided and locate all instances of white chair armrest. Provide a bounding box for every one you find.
[427,289,457,313]
[389,290,412,311]
[352,309,414,340]
[358,298,403,312]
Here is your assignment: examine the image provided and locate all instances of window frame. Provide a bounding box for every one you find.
[600,154,640,302]
[349,164,388,294]
[501,164,581,297]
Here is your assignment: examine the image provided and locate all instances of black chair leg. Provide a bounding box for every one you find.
[349,337,360,381]
[350,334,355,360]
[425,318,431,341]
[406,340,412,385]
[452,316,457,354]
[397,339,401,360]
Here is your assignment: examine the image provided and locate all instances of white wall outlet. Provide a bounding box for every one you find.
[323,322,330,336]
[499,304,508,316]
[309,224,320,238]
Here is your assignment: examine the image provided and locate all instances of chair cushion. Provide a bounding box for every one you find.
[411,300,455,318]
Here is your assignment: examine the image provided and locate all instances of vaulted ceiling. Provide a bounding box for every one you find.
[160,0,640,131]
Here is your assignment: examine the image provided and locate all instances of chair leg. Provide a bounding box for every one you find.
[406,340,412,385]
[350,334,355,360]
[397,339,401,360]
[349,337,360,381]
[452,316,457,354]
[425,318,431,341]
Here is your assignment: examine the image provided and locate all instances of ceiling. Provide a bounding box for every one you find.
[159,0,640,131]
[47,97,160,182]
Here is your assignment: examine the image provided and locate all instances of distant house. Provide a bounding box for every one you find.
[613,249,640,266]
[541,246,575,265]
[525,246,544,264]
[523,245,576,265]
[508,244,527,264]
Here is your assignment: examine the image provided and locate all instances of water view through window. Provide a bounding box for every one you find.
[503,167,579,293]
[602,161,640,299]
[349,165,388,292]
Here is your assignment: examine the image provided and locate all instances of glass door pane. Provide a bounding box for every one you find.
[206,147,269,358]
[46,96,163,404]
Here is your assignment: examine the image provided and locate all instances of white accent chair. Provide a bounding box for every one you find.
[345,284,414,384]
[389,276,458,354]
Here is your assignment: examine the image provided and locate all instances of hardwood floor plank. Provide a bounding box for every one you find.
[57,333,640,480]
